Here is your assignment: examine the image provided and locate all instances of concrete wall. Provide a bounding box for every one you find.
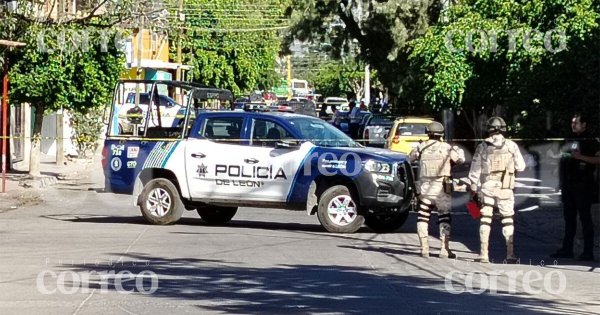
[41,111,78,157]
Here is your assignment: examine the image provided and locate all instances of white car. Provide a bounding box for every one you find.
[322,97,348,114]
[117,93,182,134]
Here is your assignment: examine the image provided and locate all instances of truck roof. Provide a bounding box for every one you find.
[199,111,314,119]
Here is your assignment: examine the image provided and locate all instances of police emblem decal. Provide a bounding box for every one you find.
[197,164,208,177]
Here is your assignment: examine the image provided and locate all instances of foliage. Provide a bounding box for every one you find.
[409,0,599,137]
[9,25,125,113]
[0,0,148,175]
[69,107,106,157]
[173,0,289,95]
[283,0,441,105]
[311,59,377,101]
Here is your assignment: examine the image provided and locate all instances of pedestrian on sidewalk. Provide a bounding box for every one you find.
[551,113,600,261]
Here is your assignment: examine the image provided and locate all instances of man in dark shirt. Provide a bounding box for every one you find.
[551,113,600,261]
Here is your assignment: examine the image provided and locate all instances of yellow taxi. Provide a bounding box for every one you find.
[385,117,434,154]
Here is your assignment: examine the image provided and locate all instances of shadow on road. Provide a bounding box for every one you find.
[59,253,596,314]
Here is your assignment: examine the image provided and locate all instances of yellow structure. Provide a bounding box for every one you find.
[124,29,190,82]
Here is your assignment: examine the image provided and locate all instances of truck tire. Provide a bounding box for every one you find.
[317,185,364,233]
[197,206,238,225]
[139,178,184,225]
[365,210,409,233]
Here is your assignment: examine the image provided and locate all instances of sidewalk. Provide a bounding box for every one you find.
[0,153,96,213]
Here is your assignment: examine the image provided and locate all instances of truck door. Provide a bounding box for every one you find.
[185,116,246,200]
[243,118,313,202]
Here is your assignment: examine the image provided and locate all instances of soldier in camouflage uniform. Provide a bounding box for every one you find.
[468,117,526,263]
[410,121,465,258]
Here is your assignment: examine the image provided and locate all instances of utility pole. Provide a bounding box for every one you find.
[364,65,370,106]
[175,0,184,101]
[0,39,26,193]
[286,55,292,100]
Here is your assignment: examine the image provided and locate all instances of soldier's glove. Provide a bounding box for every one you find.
[470,183,479,194]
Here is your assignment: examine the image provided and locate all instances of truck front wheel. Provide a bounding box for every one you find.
[139,178,184,225]
[317,185,365,233]
[197,206,238,225]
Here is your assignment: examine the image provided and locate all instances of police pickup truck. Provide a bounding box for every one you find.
[103,80,415,233]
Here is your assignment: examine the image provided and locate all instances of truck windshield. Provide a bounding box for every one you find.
[287,117,359,148]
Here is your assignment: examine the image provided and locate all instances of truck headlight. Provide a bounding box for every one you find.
[364,160,392,174]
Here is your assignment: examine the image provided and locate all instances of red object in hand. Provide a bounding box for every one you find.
[467,200,481,219]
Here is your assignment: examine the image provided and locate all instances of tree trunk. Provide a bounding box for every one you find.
[29,104,44,177]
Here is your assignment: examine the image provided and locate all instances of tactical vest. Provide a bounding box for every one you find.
[419,141,451,178]
[482,142,516,189]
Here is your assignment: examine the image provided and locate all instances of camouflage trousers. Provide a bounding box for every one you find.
[478,180,516,262]
[416,180,454,258]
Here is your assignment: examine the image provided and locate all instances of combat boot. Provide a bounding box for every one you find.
[478,242,490,263]
[417,222,429,258]
[439,223,456,259]
[478,219,491,263]
[439,236,456,259]
[505,235,518,263]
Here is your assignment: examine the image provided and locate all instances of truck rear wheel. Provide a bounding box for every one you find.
[197,206,238,225]
[139,178,184,225]
[365,210,409,233]
[317,185,364,233]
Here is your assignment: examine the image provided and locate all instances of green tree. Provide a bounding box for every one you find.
[0,0,156,176]
[283,0,441,107]
[409,0,599,137]
[173,0,288,95]
[311,59,377,101]
[8,25,125,175]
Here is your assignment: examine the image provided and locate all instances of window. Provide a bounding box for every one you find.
[251,119,293,147]
[397,123,429,136]
[287,117,358,148]
[202,117,244,144]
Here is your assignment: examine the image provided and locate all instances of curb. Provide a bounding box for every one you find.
[17,160,93,189]
[19,176,59,189]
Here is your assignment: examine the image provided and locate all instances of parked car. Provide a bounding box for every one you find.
[272,99,317,117]
[243,102,270,112]
[321,97,348,115]
[385,117,434,154]
[118,93,182,134]
[332,111,371,137]
[361,115,394,147]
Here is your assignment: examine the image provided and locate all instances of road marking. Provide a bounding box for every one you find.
[518,205,540,212]
[72,289,96,315]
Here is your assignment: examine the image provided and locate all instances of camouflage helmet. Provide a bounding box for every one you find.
[426,121,444,136]
[486,116,507,133]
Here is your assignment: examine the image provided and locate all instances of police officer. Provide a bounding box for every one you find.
[551,113,600,261]
[468,117,526,263]
[410,121,465,258]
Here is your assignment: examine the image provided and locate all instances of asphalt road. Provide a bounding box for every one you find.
[0,164,599,314]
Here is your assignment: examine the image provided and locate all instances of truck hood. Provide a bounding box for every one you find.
[325,146,409,164]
